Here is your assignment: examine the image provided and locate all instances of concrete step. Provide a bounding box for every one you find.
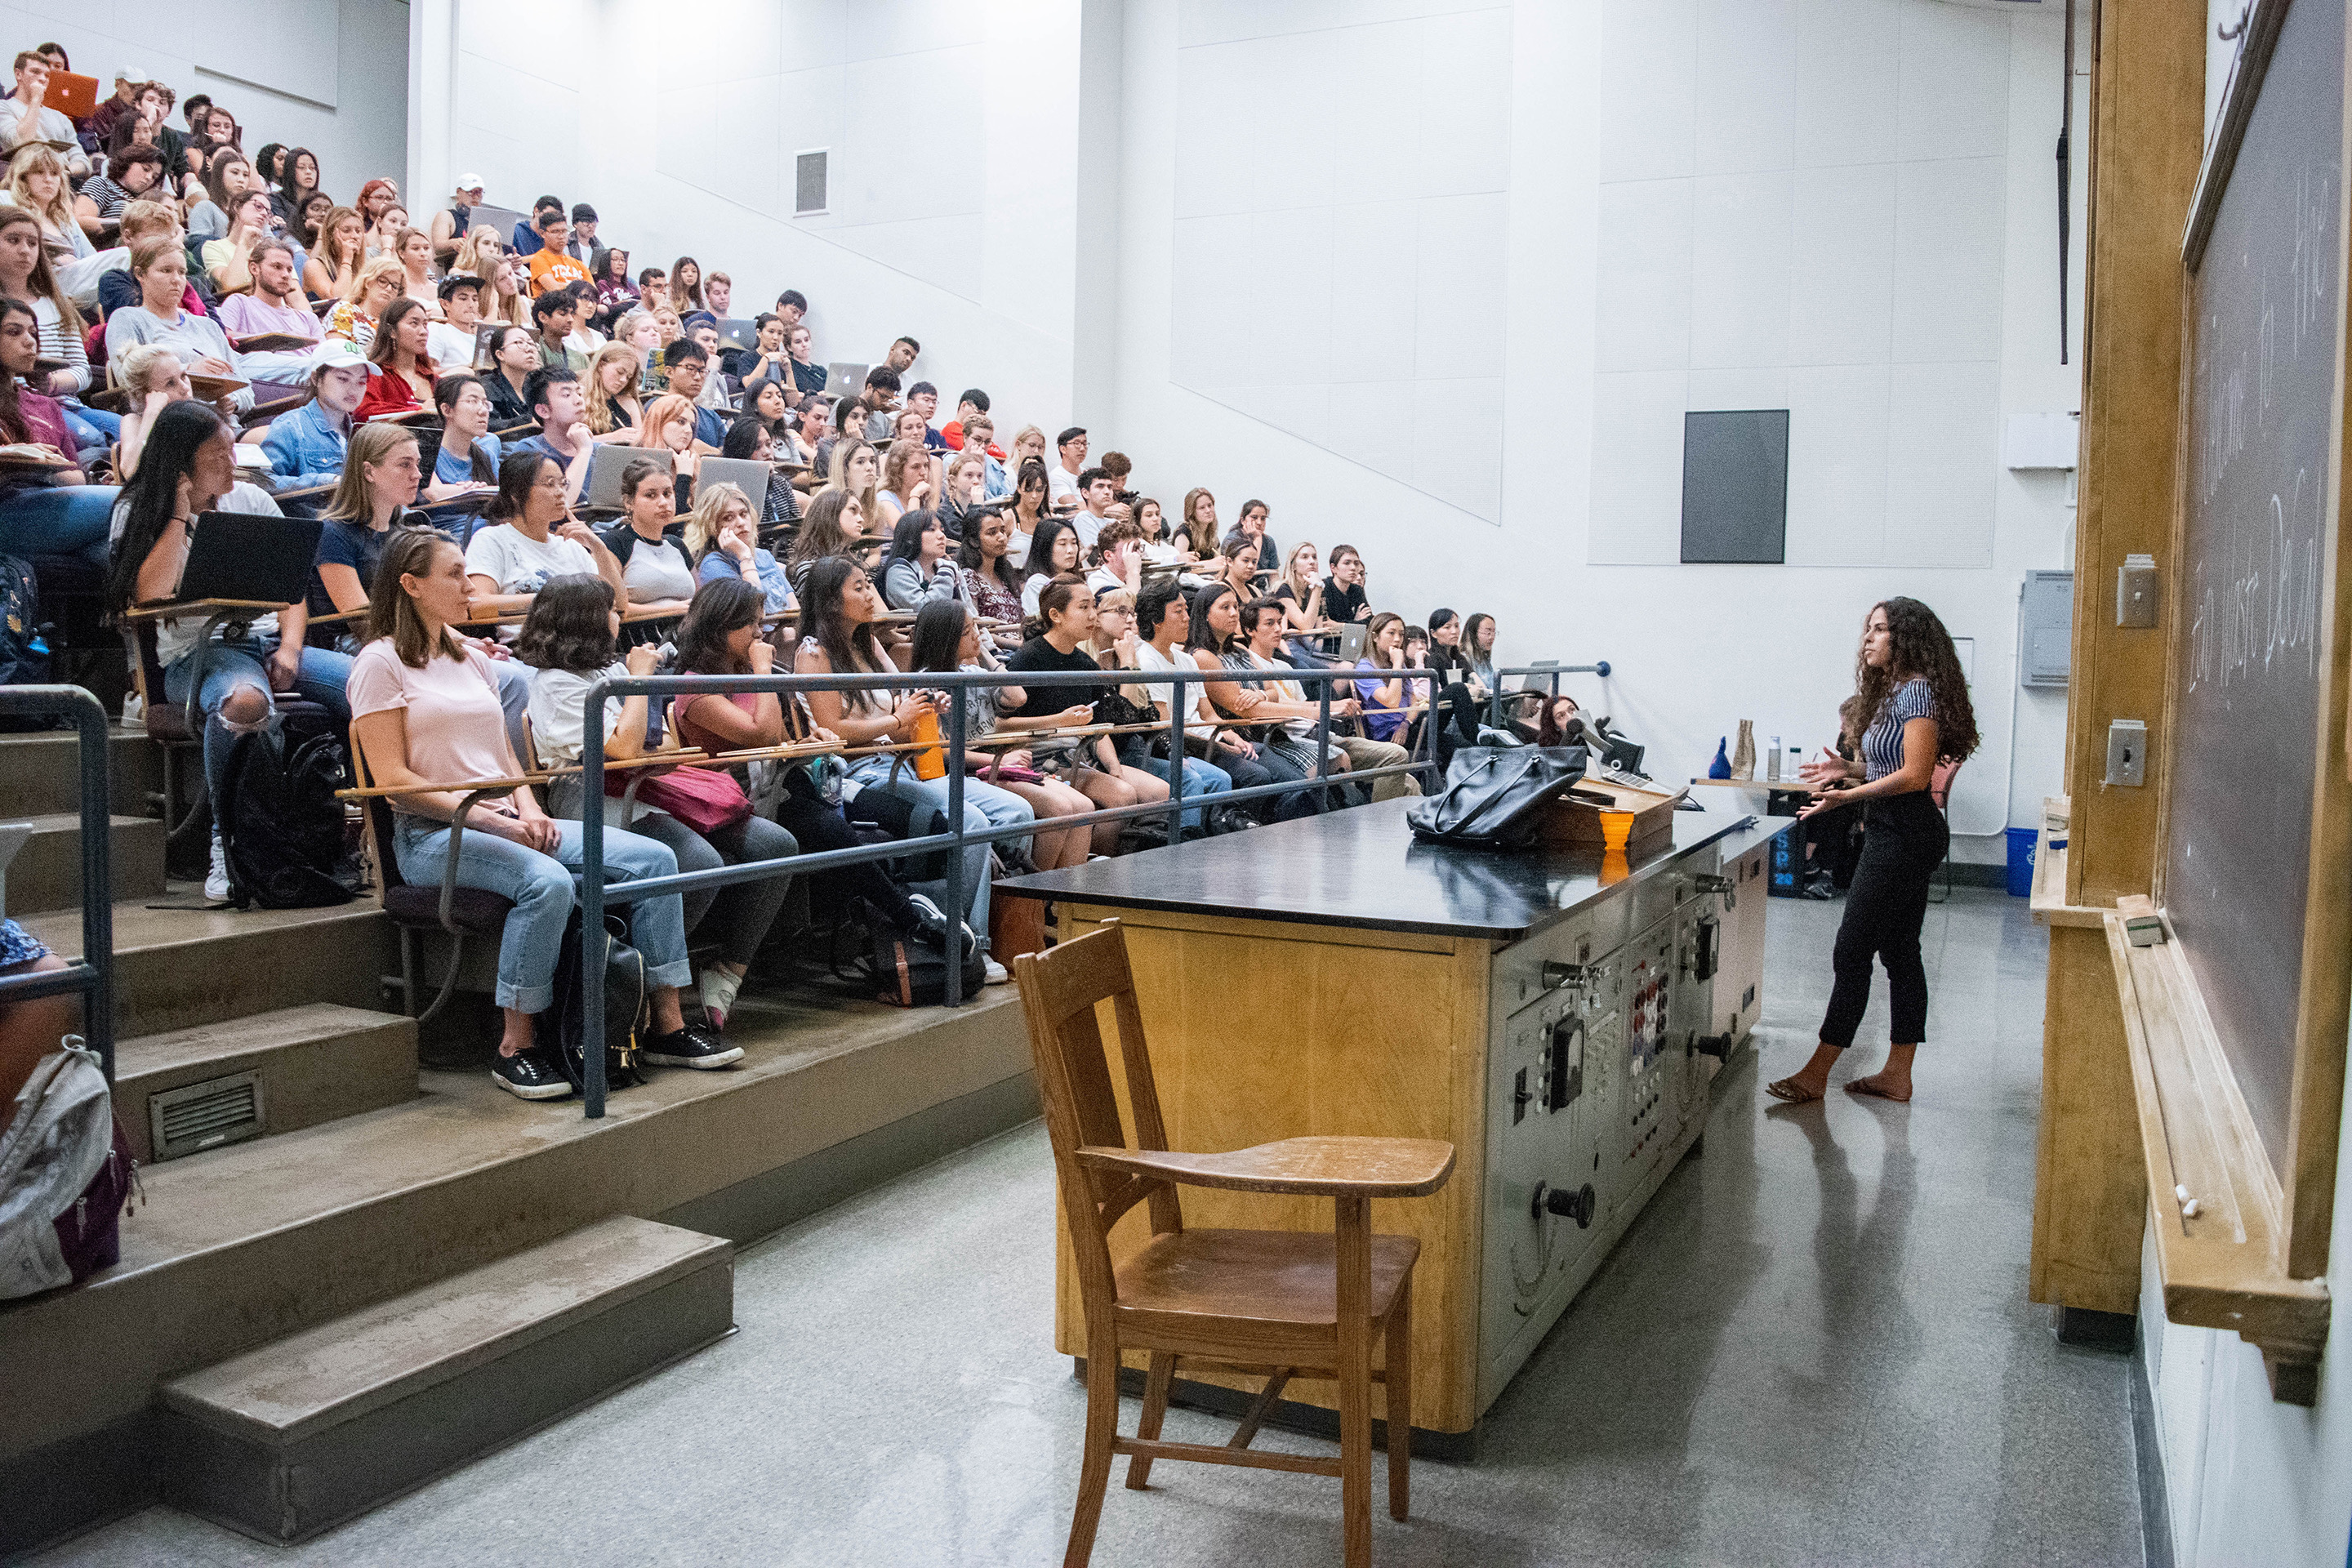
[114,1004,420,1165]
[20,896,397,1038]
[2,813,167,913]
[0,728,167,819]
[156,1216,733,1544]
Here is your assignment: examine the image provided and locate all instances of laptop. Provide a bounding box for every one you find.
[823,361,869,398]
[1324,621,1370,662]
[470,203,527,247]
[581,443,671,513]
[44,71,97,122]
[692,457,770,517]
[173,511,323,607]
[714,318,760,355]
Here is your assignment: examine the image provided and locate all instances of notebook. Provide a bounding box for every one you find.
[581,443,671,512]
[174,511,323,607]
[692,457,770,517]
[823,361,868,398]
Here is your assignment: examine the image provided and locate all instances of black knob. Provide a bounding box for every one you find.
[1536,1182,1597,1228]
[1693,1032,1732,1059]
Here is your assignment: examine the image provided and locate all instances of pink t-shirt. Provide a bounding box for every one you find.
[347,639,517,815]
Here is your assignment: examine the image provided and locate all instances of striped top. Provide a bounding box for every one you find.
[1862,678,1936,782]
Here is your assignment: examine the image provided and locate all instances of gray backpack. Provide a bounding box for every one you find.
[0,1039,129,1299]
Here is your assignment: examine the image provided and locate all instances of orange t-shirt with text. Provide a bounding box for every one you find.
[528,249,590,298]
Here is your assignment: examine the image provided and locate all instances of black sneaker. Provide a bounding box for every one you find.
[640,1025,744,1070]
[904,893,977,961]
[492,1046,572,1100]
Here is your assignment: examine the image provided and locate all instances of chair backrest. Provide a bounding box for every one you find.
[118,619,192,745]
[345,733,412,898]
[1012,922,1184,1306]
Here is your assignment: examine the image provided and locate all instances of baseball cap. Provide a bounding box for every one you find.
[455,173,485,193]
[437,272,483,299]
[309,342,368,373]
[115,65,146,82]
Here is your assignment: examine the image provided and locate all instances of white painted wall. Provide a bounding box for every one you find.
[1105,0,2083,861]
[425,0,1085,443]
[1,0,408,207]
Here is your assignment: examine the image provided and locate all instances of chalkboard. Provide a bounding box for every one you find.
[2168,0,2345,1174]
[1680,410,1788,564]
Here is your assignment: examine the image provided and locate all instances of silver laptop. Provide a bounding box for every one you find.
[692,457,770,518]
[714,318,760,355]
[470,203,527,246]
[581,444,673,513]
[823,361,869,398]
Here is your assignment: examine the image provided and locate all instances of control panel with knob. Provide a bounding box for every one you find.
[1530,1180,1597,1228]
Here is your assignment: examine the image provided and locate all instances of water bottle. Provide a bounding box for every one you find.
[1708,737,1731,779]
[1767,736,1782,782]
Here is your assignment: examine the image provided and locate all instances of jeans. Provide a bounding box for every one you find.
[1134,751,1230,831]
[626,811,797,968]
[391,814,692,1013]
[0,484,119,566]
[161,635,353,807]
[1817,791,1949,1049]
[848,755,1034,935]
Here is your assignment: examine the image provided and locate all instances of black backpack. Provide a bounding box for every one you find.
[218,712,363,907]
[839,898,984,1008]
[0,555,53,731]
[545,910,647,1093]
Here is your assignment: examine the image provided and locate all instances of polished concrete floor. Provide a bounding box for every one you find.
[36,888,2143,1567]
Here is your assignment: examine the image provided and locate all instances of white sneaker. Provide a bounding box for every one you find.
[982,956,1010,986]
[206,829,231,902]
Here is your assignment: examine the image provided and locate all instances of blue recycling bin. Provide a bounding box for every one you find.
[2005,826,2038,898]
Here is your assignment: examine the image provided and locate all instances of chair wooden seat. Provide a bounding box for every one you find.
[1014,922,1455,1568]
[1116,1227,1419,1340]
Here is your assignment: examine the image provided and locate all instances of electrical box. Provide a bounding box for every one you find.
[2118,554,2158,627]
[2020,570,2074,688]
[2106,719,2147,787]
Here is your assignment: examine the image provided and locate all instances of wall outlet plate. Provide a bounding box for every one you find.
[2106,719,2147,786]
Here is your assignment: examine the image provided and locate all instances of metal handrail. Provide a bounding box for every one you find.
[571,659,1610,1117]
[0,687,114,1078]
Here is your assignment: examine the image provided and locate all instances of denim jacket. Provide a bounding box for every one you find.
[259,402,350,489]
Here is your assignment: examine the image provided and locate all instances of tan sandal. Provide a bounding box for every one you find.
[1765,1076,1823,1104]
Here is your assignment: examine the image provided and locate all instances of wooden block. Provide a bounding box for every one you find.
[2116,893,2165,947]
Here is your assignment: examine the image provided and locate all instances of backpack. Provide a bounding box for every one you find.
[545,910,647,1094]
[0,1039,134,1300]
[839,898,984,1008]
[219,710,363,908]
[0,555,54,732]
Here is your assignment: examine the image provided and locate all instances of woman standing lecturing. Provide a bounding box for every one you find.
[1767,597,1979,1107]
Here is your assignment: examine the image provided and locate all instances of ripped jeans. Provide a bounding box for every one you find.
[161,635,354,807]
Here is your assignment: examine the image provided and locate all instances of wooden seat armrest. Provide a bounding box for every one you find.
[1076,1137,1455,1199]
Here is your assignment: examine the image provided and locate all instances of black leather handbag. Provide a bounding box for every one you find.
[1405,745,1589,849]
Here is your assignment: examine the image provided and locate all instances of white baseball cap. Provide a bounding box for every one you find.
[456,173,485,193]
[115,65,146,82]
[310,342,369,373]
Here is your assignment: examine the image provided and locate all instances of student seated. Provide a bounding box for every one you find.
[1129,578,1265,822]
[425,372,502,499]
[506,367,596,497]
[323,258,404,355]
[1323,541,1372,623]
[1001,578,1177,854]
[597,456,695,636]
[350,529,733,1098]
[659,341,727,449]
[718,417,800,531]
[1420,607,1489,768]
[105,239,250,413]
[582,343,642,438]
[1084,518,1145,600]
[957,507,1026,643]
[354,297,438,421]
[1001,456,1050,570]
[216,238,324,396]
[795,555,1029,981]
[528,290,579,371]
[519,574,791,1032]
[304,203,367,304]
[1189,582,1325,821]
[1353,612,1423,756]
[260,342,368,489]
[782,488,866,599]
[880,507,960,611]
[0,299,111,565]
[523,207,589,298]
[636,394,701,500]
[938,448,988,541]
[686,479,793,614]
[0,210,87,406]
[480,324,538,430]
[198,188,277,298]
[464,449,622,617]
[906,599,1094,870]
[1020,516,1083,618]
[108,402,353,897]
[425,271,486,372]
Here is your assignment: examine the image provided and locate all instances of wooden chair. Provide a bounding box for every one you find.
[1013,923,1454,1568]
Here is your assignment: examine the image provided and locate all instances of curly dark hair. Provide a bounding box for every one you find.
[672,576,764,675]
[513,574,618,674]
[1853,596,1978,762]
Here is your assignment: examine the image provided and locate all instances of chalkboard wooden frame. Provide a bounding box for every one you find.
[2136,0,2352,1396]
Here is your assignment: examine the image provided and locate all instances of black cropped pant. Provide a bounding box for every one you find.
[1818,790,1948,1049]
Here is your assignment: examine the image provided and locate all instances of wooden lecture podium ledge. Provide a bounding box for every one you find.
[2031,795,2103,929]
[2107,906,2331,1402]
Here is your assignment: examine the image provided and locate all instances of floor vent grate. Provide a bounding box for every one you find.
[149,1070,266,1161]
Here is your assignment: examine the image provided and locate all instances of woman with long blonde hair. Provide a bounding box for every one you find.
[303,204,366,302]
[391,225,439,314]
[1178,486,1219,560]
[483,255,530,327]
[667,256,704,315]
[4,145,88,274]
[875,437,931,528]
[638,393,701,488]
[452,223,506,283]
[824,437,882,528]
[582,342,644,436]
